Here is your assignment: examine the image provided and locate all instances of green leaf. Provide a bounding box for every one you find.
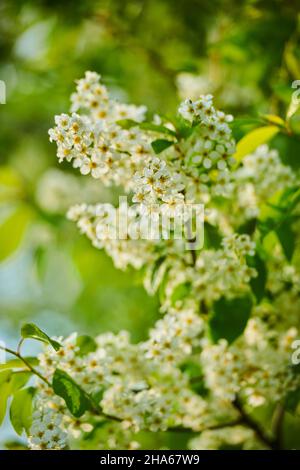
[148,255,167,293]
[116,119,176,137]
[158,267,170,303]
[52,369,96,418]
[10,371,32,391]
[170,282,192,306]
[10,387,36,435]
[261,114,286,127]
[209,295,253,344]
[151,139,174,154]
[275,221,296,261]
[204,223,222,249]
[285,388,300,413]
[0,357,38,371]
[0,370,30,425]
[139,122,177,136]
[21,323,61,351]
[234,126,280,162]
[0,371,12,425]
[230,118,263,141]
[0,205,32,262]
[180,361,208,397]
[76,335,97,356]
[116,119,139,129]
[237,218,257,236]
[247,252,267,303]
[271,133,300,170]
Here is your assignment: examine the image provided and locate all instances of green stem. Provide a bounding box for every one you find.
[0,345,50,387]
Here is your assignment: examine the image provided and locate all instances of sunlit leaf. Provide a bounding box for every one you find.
[151,139,174,154]
[234,126,280,162]
[52,369,97,418]
[10,387,36,435]
[21,323,61,351]
[76,335,97,356]
[0,370,31,425]
[209,295,253,344]
[0,371,12,425]
[0,357,38,371]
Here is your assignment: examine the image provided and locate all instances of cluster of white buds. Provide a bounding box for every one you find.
[178,96,236,197]
[230,145,297,219]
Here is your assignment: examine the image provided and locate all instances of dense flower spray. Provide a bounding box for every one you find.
[4,72,299,450]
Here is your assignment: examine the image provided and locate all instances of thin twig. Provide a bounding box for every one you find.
[272,403,285,450]
[0,344,50,387]
[17,338,25,355]
[233,397,274,449]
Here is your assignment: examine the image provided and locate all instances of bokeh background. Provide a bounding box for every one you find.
[0,0,300,449]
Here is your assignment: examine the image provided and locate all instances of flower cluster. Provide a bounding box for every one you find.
[178,96,236,197]
[31,72,300,450]
[49,72,152,192]
[230,145,296,220]
[28,408,67,450]
[156,233,257,313]
[28,310,208,449]
[201,319,300,407]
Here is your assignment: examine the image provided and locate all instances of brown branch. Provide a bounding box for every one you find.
[233,397,275,449]
[272,403,285,450]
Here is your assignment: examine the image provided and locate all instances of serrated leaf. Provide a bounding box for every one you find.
[76,336,97,356]
[10,387,36,435]
[21,323,61,351]
[209,295,253,344]
[151,139,174,154]
[52,369,96,418]
[234,126,280,162]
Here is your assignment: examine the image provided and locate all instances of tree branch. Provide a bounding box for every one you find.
[0,345,51,387]
[233,397,274,449]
